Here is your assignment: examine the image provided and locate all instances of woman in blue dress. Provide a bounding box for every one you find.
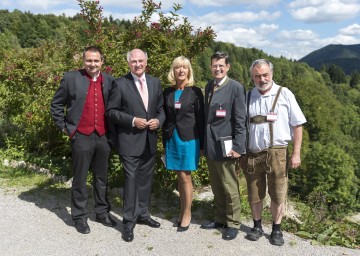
[162,56,205,232]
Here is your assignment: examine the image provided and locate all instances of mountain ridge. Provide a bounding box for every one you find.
[299,44,360,75]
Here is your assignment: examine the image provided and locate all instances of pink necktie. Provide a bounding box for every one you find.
[139,78,148,111]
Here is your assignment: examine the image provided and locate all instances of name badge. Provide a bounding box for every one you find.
[175,102,181,109]
[266,113,277,122]
[216,109,226,117]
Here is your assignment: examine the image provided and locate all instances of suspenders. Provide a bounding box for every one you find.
[269,87,282,147]
[247,86,283,149]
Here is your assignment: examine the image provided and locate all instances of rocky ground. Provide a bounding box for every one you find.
[0,183,359,256]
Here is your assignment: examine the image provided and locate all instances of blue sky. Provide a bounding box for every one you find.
[1,0,360,60]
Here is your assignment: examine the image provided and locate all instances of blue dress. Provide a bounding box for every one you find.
[165,90,200,171]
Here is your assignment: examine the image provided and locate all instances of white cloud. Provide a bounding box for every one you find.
[103,11,138,21]
[266,39,319,59]
[100,0,139,8]
[289,0,358,8]
[277,29,318,40]
[1,0,359,60]
[0,0,181,13]
[339,23,360,35]
[289,0,360,23]
[216,26,272,48]
[258,23,279,34]
[192,10,281,25]
[99,0,183,10]
[273,32,360,60]
[51,8,79,17]
[317,34,360,45]
[189,0,280,7]
[0,0,12,8]
[4,0,73,11]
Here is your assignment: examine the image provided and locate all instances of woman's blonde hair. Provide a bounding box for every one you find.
[167,56,194,86]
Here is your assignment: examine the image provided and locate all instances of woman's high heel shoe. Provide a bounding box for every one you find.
[177,224,190,232]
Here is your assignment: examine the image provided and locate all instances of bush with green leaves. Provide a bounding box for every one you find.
[0,0,215,185]
[290,142,358,214]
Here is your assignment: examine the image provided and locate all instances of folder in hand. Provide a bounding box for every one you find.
[220,136,233,157]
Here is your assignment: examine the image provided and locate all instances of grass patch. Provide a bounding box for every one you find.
[0,166,50,188]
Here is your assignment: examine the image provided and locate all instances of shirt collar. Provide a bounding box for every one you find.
[215,76,228,86]
[131,72,146,83]
[84,70,102,82]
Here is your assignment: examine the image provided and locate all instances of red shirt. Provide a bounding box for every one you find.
[77,72,107,136]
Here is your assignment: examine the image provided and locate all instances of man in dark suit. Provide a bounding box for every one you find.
[106,49,165,242]
[50,46,116,234]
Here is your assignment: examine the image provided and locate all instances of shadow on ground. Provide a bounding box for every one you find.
[16,181,216,231]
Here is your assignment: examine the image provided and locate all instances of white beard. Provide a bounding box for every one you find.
[255,81,272,92]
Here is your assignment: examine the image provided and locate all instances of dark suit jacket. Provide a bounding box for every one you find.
[162,86,205,149]
[106,72,165,156]
[50,69,116,144]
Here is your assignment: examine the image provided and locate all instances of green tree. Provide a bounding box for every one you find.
[349,70,360,88]
[299,142,358,212]
[0,29,20,52]
[119,0,215,81]
[0,0,215,181]
[327,64,347,84]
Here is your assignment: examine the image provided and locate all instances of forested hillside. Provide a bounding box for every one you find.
[0,9,131,49]
[300,44,360,75]
[0,1,359,241]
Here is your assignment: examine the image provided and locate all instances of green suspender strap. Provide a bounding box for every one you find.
[246,91,251,152]
[269,86,282,147]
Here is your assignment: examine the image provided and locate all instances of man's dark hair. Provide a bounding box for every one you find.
[83,45,104,60]
[211,51,230,64]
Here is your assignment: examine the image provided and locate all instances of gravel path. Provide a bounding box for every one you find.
[0,186,359,256]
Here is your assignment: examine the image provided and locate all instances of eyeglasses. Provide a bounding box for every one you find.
[211,64,227,69]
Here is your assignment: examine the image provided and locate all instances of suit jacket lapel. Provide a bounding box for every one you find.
[145,74,154,112]
[144,74,157,112]
[79,70,90,98]
[100,72,109,102]
[179,87,190,104]
[167,87,176,107]
[126,72,146,111]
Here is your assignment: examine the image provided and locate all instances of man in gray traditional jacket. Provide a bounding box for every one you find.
[200,51,247,241]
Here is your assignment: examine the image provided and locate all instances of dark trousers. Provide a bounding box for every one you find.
[120,143,156,230]
[70,132,111,221]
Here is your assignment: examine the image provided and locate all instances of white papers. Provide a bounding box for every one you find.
[224,139,233,156]
[220,136,233,157]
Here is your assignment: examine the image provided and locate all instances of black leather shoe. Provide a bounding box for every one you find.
[95,214,117,227]
[246,226,264,241]
[223,227,238,240]
[200,221,227,229]
[122,229,134,242]
[270,230,284,246]
[137,217,160,228]
[75,220,90,234]
[177,224,189,232]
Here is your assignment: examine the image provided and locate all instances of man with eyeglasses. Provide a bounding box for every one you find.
[244,59,306,246]
[200,52,247,241]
